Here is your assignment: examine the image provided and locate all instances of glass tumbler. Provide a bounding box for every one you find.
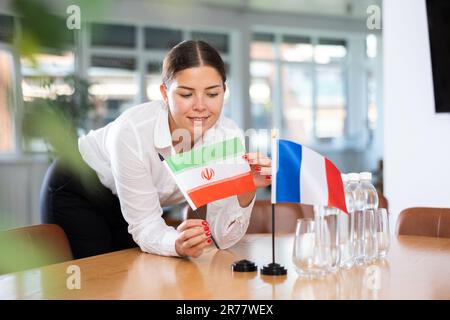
[293,218,317,277]
[374,208,390,258]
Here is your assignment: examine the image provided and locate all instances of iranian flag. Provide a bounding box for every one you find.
[160,137,256,210]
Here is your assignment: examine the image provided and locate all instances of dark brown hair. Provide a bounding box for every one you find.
[161,40,227,86]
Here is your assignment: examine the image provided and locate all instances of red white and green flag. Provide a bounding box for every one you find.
[161,137,255,210]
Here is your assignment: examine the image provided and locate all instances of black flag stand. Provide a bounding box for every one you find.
[261,203,287,276]
[231,203,257,272]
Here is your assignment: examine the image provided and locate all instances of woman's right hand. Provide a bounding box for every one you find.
[175,219,212,258]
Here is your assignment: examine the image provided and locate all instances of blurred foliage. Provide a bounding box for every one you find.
[12,0,73,61]
[12,0,107,61]
[0,0,107,276]
[11,0,99,173]
[21,97,91,178]
[22,74,95,137]
[0,227,61,275]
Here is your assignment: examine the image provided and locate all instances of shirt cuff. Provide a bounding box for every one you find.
[161,227,181,257]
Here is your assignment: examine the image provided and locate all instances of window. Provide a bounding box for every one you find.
[316,65,346,138]
[91,23,136,48]
[366,34,378,59]
[366,34,378,131]
[250,61,275,129]
[315,38,347,64]
[21,52,75,102]
[192,31,229,54]
[0,14,14,44]
[146,61,162,101]
[251,32,350,147]
[145,27,182,50]
[281,35,312,62]
[0,49,15,153]
[281,64,313,143]
[367,70,377,130]
[21,51,75,152]
[88,55,138,127]
[87,24,232,126]
[251,33,275,60]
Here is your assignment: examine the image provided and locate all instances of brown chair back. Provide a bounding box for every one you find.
[0,224,73,275]
[182,200,314,234]
[396,207,450,238]
[378,191,389,210]
[247,200,313,233]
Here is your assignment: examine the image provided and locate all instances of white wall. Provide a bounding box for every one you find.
[383,0,450,227]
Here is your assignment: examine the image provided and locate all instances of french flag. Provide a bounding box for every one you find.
[271,139,348,214]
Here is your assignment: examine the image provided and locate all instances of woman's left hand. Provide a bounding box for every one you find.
[244,152,272,188]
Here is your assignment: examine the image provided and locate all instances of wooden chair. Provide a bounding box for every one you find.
[182,200,314,234]
[378,191,389,210]
[0,224,73,275]
[247,200,313,233]
[396,207,450,238]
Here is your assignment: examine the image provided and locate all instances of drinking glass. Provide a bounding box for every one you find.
[338,209,354,269]
[323,207,340,272]
[292,218,317,277]
[353,209,366,265]
[374,208,390,258]
[363,209,378,263]
[313,206,334,275]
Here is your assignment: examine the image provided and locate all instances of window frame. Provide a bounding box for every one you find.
[0,41,20,156]
[85,22,234,126]
[250,28,379,152]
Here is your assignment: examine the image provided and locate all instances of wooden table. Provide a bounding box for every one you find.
[1,234,449,299]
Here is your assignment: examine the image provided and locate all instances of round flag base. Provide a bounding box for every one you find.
[261,262,287,276]
[232,259,257,272]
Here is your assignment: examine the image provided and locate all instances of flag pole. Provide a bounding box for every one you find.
[261,129,287,276]
[193,208,220,249]
[272,203,275,265]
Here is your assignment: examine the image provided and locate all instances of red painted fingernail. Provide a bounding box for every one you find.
[242,155,248,160]
[202,220,208,226]
[266,175,272,180]
[204,226,209,231]
[255,166,261,172]
[205,231,211,237]
[207,239,212,244]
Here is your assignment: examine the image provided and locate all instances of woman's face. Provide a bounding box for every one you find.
[160,66,225,143]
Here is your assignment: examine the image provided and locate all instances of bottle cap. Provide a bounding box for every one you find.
[348,173,360,182]
[341,174,348,183]
[360,172,372,181]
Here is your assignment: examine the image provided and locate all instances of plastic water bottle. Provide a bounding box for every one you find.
[338,174,355,269]
[359,172,379,210]
[349,173,366,265]
[359,172,379,263]
[323,206,340,273]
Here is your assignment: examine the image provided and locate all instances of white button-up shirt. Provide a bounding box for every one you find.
[78,100,255,256]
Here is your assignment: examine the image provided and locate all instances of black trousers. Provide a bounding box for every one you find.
[41,158,137,259]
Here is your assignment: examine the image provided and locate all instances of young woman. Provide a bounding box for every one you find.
[41,40,272,259]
